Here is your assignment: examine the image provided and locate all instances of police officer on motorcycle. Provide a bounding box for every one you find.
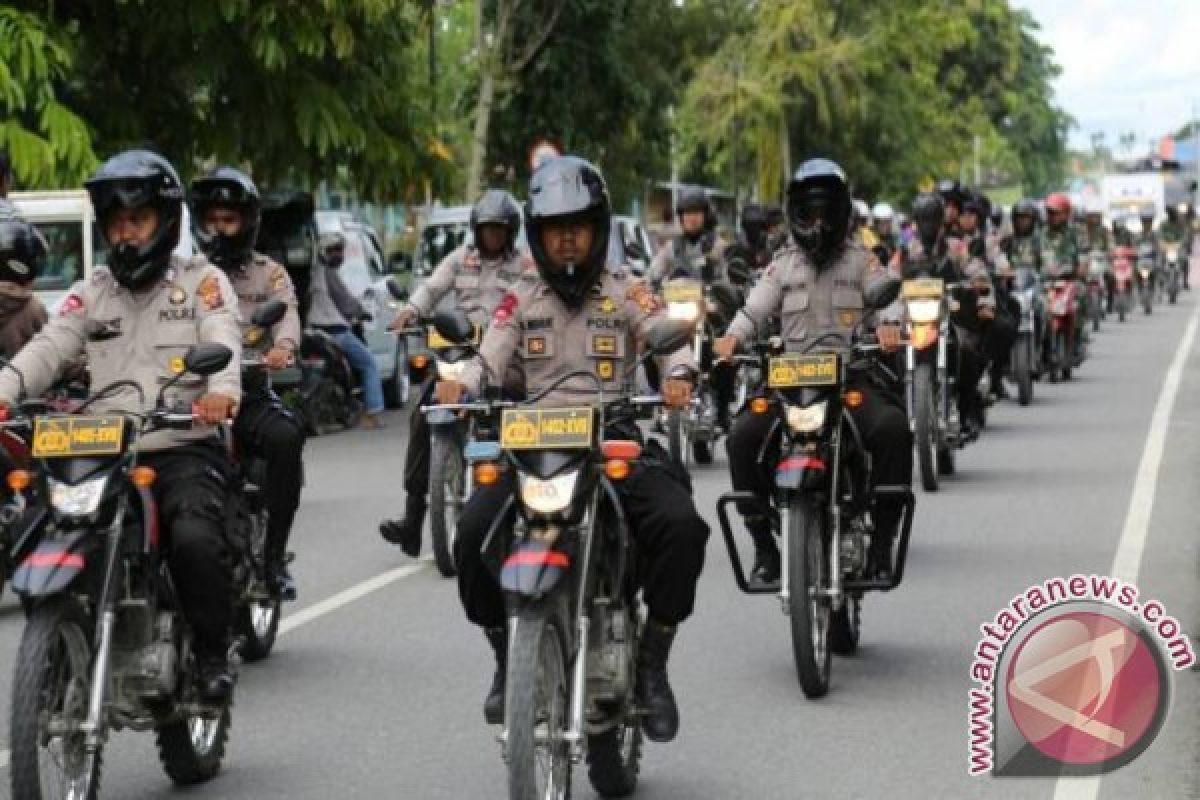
[0,150,243,701]
[648,186,729,286]
[0,218,49,358]
[716,158,913,583]
[191,167,307,600]
[1160,202,1191,290]
[437,155,710,743]
[871,201,898,265]
[895,192,997,438]
[380,189,528,555]
[724,202,773,286]
[1077,201,1117,313]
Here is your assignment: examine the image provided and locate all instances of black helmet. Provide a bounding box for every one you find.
[525,155,611,309]
[0,219,46,285]
[740,203,769,251]
[470,189,521,255]
[676,186,717,233]
[85,149,184,290]
[190,166,261,270]
[936,178,965,210]
[786,158,851,266]
[912,192,945,246]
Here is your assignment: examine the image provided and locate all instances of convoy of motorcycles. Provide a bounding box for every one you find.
[0,196,1192,800]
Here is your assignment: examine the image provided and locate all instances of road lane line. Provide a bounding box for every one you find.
[0,559,431,772]
[280,559,430,636]
[1053,303,1200,800]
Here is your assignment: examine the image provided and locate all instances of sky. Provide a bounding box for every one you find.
[1012,0,1200,153]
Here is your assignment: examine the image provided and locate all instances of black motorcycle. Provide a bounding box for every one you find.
[6,343,239,798]
[717,281,915,698]
[424,318,690,800]
[288,327,365,435]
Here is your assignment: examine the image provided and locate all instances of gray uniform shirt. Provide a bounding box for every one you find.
[0,255,242,452]
[407,244,529,328]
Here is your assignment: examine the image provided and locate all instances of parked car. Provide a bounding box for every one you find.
[314,214,411,408]
[609,214,655,275]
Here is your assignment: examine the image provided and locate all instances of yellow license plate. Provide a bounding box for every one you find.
[663,281,704,305]
[427,324,481,350]
[32,415,125,458]
[902,278,944,299]
[501,408,594,450]
[767,354,840,389]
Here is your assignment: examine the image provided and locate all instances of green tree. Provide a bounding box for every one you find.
[0,7,97,187]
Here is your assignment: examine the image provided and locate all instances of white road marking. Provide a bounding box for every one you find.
[0,558,431,772]
[1053,304,1200,799]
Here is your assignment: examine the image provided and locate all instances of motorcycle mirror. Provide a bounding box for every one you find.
[432,310,475,345]
[644,318,693,356]
[251,299,288,330]
[864,276,902,310]
[183,343,234,377]
[624,240,647,263]
[708,282,743,316]
[386,277,409,303]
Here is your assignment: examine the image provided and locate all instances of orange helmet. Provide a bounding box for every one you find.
[1044,193,1071,216]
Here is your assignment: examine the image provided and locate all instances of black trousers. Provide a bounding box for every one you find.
[234,389,306,563]
[402,376,437,498]
[142,442,233,657]
[455,453,710,629]
[725,382,912,534]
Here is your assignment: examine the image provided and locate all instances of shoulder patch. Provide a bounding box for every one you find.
[626,281,663,314]
[493,291,519,323]
[59,293,85,317]
[197,272,226,311]
[269,263,288,291]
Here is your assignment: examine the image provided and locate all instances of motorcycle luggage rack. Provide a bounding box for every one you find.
[715,491,780,595]
[842,485,915,592]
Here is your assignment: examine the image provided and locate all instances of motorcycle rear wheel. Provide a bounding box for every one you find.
[829,591,861,655]
[586,720,642,798]
[788,499,831,698]
[10,596,99,800]
[429,431,464,578]
[913,364,939,492]
[235,509,280,663]
[666,409,690,471]
[156,705,231,786]
[1013,337,1033,407]
[506,604,572,800]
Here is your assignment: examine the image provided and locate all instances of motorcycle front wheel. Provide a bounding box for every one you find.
[506,604,572,800]
[788,499,831,698]
[666,409,690,471]
[913,363,939,492]
[10,596,100,800]
[1013,335,1034,406]
[429,430,464,578]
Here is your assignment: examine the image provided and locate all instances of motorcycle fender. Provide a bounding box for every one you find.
[500,539,570,597]
[775,454,827,490]
[11,530,94,598]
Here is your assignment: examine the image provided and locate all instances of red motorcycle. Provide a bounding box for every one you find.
[1044,277,1082,382]
[1112,246,1135,322]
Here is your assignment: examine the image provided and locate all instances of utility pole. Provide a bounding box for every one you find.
[732,55,740,224]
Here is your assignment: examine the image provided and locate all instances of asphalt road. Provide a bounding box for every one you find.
[1,293,1198,799]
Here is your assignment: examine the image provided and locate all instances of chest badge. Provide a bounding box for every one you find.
[839,309,858,327]
[169,287,187,306]
[597,360,615,381]
[169,355,187,374]
[597,296,617,314]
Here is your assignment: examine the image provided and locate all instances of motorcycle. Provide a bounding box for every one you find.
[1005,265,1044,406]
[228,300,293,661]
[1163,241,1183,305]
[1112,246,1136,322]
[1086,251,1108,331]
[900,276,977,492]
[715,278,915,697]
[289,326,365,435]
[660,277,741,468]
[423,319,690,800]
[1044,276,1083,382]
[1136,241,1157,315]
[6,343,239,799]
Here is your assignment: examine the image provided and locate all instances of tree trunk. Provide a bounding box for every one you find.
[779,115,792,198]
[467,63,495,201]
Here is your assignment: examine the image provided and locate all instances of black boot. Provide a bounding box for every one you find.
[867,505,901,582]
[380,494,426,557]
[266,559,297,602]
[637,619,680,742]
[196,650,235,705]
[483,626,507,725]
[747,518,780,585]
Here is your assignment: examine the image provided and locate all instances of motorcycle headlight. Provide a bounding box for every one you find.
[519,471,579,515]
[1166,246,1179,260]
[667,301,701,322]
[785,401,827,434]
[436,358,466,380]
[906,298,941,323]
[49,476,109,516]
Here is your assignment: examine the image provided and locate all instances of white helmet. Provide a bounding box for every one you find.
[871,202,894,222]
[1123,216,1143,236]
[853,199,870,222]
